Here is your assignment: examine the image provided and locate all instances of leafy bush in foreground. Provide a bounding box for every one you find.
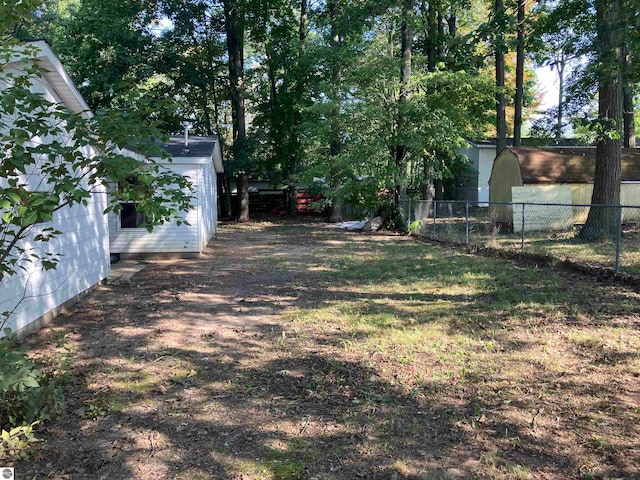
[0,332,66,459]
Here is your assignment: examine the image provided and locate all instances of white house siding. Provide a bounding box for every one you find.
[478,147,497,205]
[108,164,202,254]
[1,53,110,338]
[459,144,497,206]
[198,160,218,250]
[0,187,110,337]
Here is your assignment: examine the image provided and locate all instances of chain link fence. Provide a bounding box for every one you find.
[400,200,640,276]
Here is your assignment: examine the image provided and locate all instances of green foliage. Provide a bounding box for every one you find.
[13,0,501,221]
[0,332,66,459]
[0,0,45,31]
[295,4,494,212]
[33,0,158,111]
[246,0,311,190]
[408,219,423,236]
[151,0,229,136]
[0,422,42,460]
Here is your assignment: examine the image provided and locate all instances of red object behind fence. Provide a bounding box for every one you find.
[296,191,323,215]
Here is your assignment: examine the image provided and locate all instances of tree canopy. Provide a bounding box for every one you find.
[8,0,639,226]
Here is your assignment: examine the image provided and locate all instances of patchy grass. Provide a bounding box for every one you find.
[428,215,640,275]
[13,218,640,479]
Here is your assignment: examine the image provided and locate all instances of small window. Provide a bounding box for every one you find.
[118,176,147,229]
[120,203,147,228]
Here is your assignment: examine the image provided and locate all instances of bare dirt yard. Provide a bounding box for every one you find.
[15,218,640,479]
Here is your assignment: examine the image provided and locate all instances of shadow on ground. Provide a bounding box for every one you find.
[16,218,640,479]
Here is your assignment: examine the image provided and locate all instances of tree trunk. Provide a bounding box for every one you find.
[400,0,413,102]
[286,0,309,217]
[238,174,249,222]
[436,10,444,60]
[286,187,297,216]
[201,87,213,136]
[206,36,233,218]
[426,1,437,72]
[513,0,525,147]
[224,175,233,218]
[495,0,507,154]
[329,197,343,223]
[328,0,344,223]
[447,14,456,38]
[422,156,435,218]
[393,0,413,210]
[223,0,249,222]
[556,53,565,140]
[623,45,635,148]
[298,0,308,55]
[422,161,434,202]
[580,0,623,241]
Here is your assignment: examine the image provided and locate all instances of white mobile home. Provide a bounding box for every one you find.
[108,136,224,257]
[0,41,110,338]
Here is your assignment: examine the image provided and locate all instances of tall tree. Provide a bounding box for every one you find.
[392,0,415,207]
[580,0,624,240]
[554,51,567,139]
[621,0,637,148]
[248,0,310,216]
[529,0,594,140]
[289,0,309,215]
[327,0,344,222]
[42,0,157,110]
[156,0,233,216]
[494,0,508,153]
[156,1,228,134]
[513,0,525,146]
[622,45,635,147]
[223,0,250,222]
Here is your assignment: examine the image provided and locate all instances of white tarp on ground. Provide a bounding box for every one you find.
[325,221,367,230]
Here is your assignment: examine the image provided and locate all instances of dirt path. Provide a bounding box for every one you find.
[16,219,640,479]
[20,220,408,479]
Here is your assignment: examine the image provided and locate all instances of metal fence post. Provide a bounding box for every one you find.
[465,201,470,245]
[615,205,622,274]
[433,200,437,240]
[521,203,526,253]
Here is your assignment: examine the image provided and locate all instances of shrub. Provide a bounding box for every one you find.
[408,219,423,236]
[0,331,66,459]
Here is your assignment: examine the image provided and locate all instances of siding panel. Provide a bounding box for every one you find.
[478,147,497,205]
[510,184,640,230]
[1,49,110,338]
[1,187,109,336]
[109,165,201,253]
[200,161,217,248]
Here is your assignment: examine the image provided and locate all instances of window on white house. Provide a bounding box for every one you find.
[119,176,147,229]
[119,202,147,228]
